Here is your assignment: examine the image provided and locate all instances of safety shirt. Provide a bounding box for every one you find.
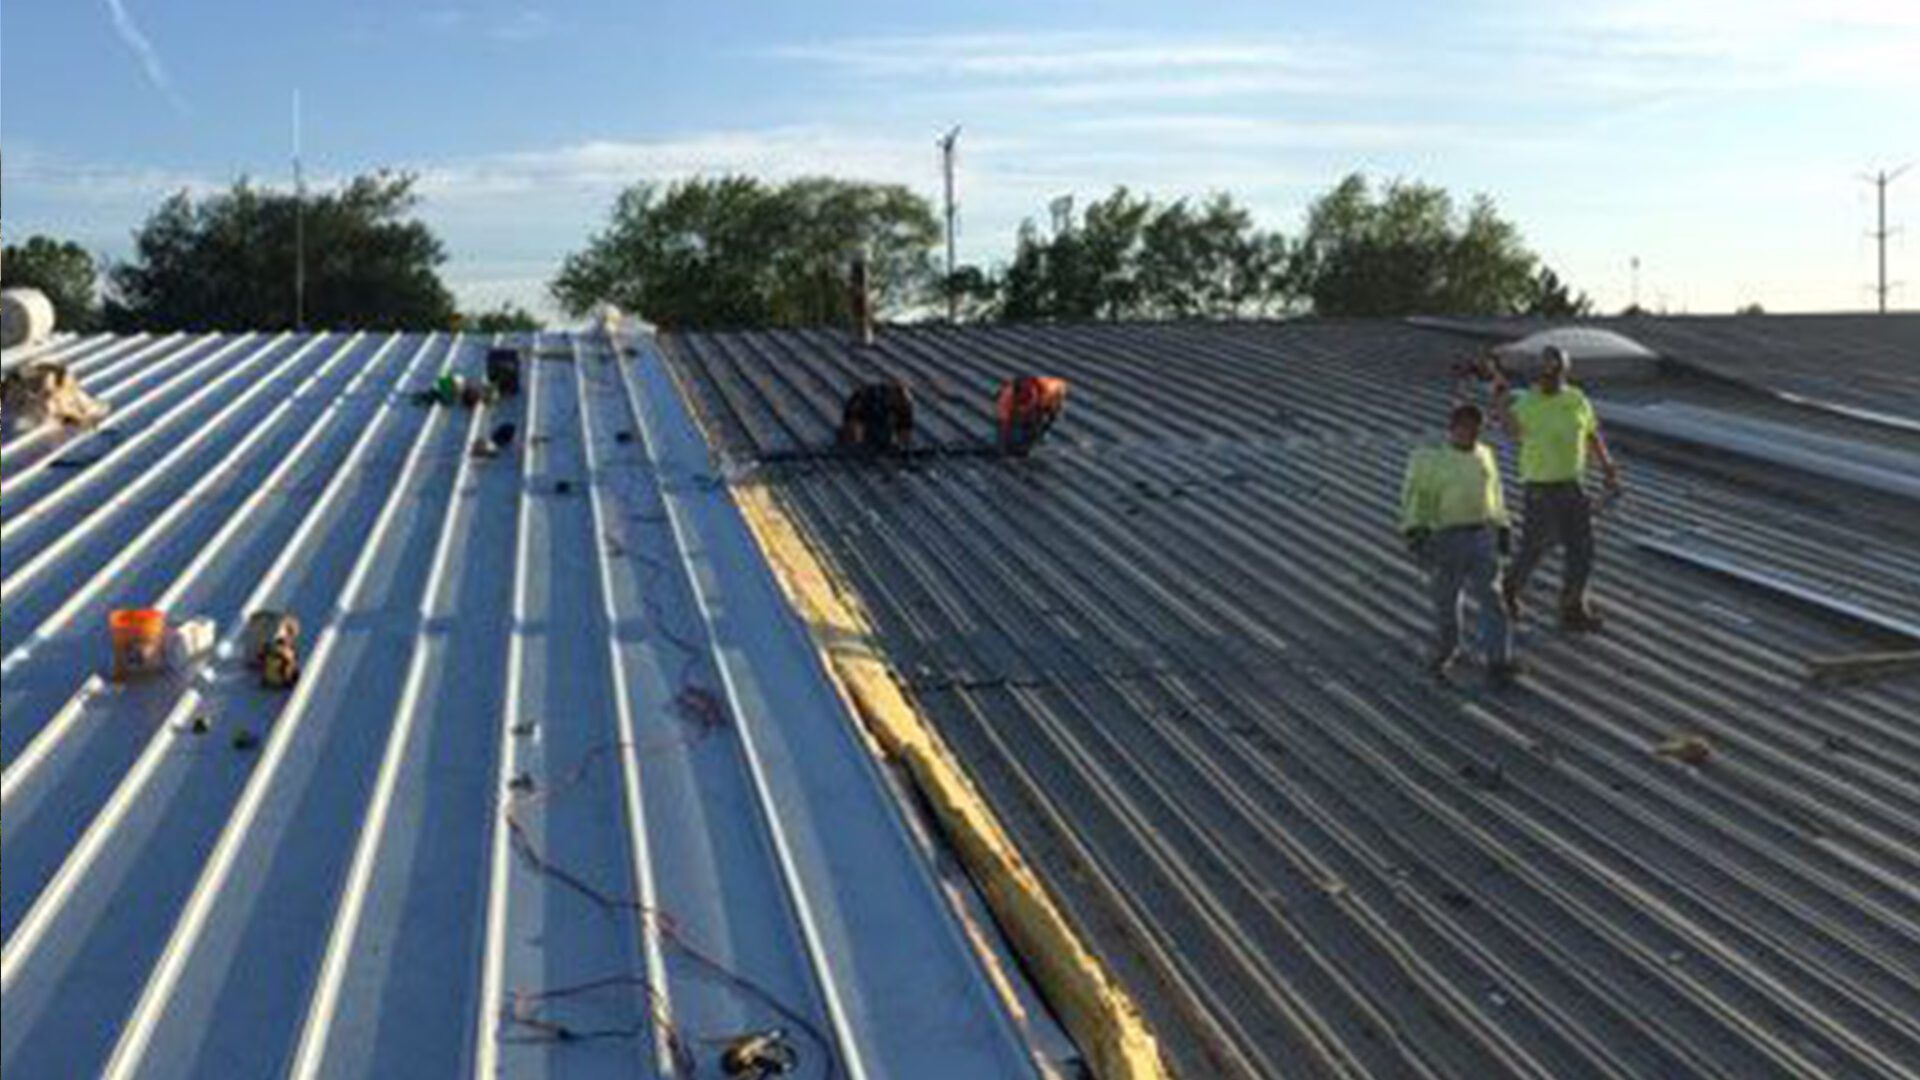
[1510,385,1597,484]
[1400,442,1510,533]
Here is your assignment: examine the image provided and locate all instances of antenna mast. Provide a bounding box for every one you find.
[1863,165,1910,314]
[938,126,961,322]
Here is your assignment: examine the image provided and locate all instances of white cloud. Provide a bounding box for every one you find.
[412,5,553,42]
[488,9,553,42]
[1063,115,1571,156]
[1505,0,1920,97]
[770,33,1356,78]
[103,0,188,114]
[768,31,1371,103]
[413,127,943,205]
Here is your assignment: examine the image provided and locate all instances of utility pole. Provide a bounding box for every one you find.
[293,89,307,332]
[938,126,961,322]
[1630,256,1641,312]
[1863,165,1909,314]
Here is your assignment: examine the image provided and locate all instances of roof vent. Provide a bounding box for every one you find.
[1494,326,1659,381]
[1,289,57,350]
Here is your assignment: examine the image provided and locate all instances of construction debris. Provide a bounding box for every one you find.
[1806,649,1920,686]
[1654,734,1714,766]
[2,360,110,438]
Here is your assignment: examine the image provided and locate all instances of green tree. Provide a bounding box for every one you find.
[461,302,544,333]
[108,172,457,332]
[2,236,103,331]
[1291,174,1544,317]
[1139,194,1289,318]
[1735,302,1765,316]
[941,265,1001,322]
[552,176,940,330]
[1000,188,1287,321]
[1524,266,1593,318]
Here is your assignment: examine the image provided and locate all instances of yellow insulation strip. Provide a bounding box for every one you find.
[734,483,1168,1080]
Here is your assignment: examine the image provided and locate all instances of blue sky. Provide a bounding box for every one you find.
[4,0,1915,317]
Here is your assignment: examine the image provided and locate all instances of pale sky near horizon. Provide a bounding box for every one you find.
[3,0,1915,319]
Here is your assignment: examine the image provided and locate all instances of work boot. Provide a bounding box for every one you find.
[1486,658,1528,686]
[1560,605,1606,634]
[1500,577,1523,620]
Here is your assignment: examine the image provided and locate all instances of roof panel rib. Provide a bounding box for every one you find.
[0,329,1036,1080]
[665,319,1920,1080]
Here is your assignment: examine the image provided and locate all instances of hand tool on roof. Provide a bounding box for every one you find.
[837,380,914,456]
[997,375,1068,456]
[243,611,302,689]
[719,1029,799,1077]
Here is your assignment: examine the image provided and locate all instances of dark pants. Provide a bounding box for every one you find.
[1506,481,1594,613]
[1425,526,1511,665]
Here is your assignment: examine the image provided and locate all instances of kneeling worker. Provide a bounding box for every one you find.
[1400,403,1520,683]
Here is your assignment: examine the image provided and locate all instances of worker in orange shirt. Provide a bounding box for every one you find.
[998,376,1067,456]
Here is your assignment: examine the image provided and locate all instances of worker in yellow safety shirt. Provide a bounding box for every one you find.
[1401,403,1521,683]
[1493,345,1622,632]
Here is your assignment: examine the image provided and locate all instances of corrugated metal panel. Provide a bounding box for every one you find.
[667,321,1920,1080]
[1415,313,1920,429]
[0,330,1037,1079]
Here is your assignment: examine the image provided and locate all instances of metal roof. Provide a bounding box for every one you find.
[665,319,1920,1079]
[0,329,1040,1078]
[1417,313,1920,431]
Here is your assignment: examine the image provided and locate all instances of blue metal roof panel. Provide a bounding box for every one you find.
[0,329,1037,1079]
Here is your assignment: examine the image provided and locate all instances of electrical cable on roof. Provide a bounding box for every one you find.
[502,750,839,1079]
[502,361,837,1078]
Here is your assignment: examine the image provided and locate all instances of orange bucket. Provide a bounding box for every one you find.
[109,608,168,681]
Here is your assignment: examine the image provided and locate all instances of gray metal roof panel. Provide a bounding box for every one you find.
[1416,313,1920,427]
[666,320,1920,1079]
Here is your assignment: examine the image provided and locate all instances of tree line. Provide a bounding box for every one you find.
[3,168,1599,335]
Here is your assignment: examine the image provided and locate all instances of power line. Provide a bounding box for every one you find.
[937,126,960,322]
[1862,164,1910,314]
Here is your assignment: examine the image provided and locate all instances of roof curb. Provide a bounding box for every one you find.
[732,482,1169,1080]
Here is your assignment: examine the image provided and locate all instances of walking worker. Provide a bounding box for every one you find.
[1400,403,1520,683]
[1494,345,1622,632]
